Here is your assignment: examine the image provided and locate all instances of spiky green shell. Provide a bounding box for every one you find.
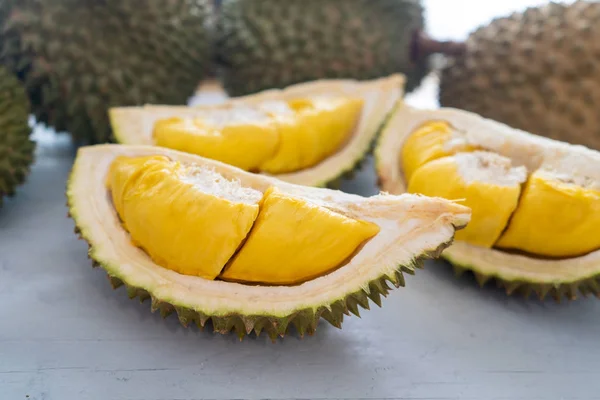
[0,0,214,144]
[448,257,600,303]
[439,0,600,151]
[0,65,34,207]
[215,0,427,96]
[74,220,451,341]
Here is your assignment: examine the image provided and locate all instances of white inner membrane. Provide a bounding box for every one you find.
[180,165,264,205]
[455,151,528,186]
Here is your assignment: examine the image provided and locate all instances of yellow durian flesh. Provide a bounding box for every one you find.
[151,96,363,175]
[496,169,600,257]
[106,155,262,279]
[220,186,380,285]
[106,154,380,286]
[152,106,280,172]
[401,120,479,182]
[400,120,600,259]
[262,96,363,173]
[407,151,526,248]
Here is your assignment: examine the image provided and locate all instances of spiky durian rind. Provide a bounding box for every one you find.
[68,208,453,341]
[446,257,600,303]
[0,0,214,144]
[438,0,600,151]
[215,0,428,97]
[0,65,34,208]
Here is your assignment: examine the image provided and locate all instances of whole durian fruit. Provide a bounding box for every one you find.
[0,0,214,144]
[439,0,600,151]
[0,65,34,208]
[215,0,429,96]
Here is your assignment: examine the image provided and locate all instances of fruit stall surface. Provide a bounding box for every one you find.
[2,1,600,399]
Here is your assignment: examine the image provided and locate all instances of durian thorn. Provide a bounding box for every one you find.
[410,30,467,63]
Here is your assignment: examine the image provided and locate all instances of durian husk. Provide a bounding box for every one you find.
[110,74,405,188]
[439,0,600,151]
[67,144,470,340]
[0,65,34,207]
[215,0,428,96]
[0,0,214,144]
[375,103,600,302]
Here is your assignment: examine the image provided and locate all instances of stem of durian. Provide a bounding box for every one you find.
[410,30,467,63]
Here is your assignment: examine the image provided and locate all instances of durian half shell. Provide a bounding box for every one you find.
[109,74,405,188]
[67,144,470,340]
[375,103,600,301]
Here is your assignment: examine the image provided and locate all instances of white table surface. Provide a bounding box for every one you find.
[2,2,599,399]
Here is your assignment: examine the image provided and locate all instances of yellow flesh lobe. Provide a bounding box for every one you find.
[152,109,280,171]
[152,97,364,174]
[495,171,600,257]
[407,153,523,248]
[106,155,261,279]
[259,97,364,174]
[401,121,478,182]
[220,187,381,285]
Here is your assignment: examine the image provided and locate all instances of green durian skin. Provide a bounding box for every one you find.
[439,0,600,151]
[215,0,428,96]
[0,0,215,144]
[0,64,34,208]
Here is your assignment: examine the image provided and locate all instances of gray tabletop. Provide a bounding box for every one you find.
[2,78,600,400]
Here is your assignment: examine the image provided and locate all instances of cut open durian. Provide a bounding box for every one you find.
[375,103,600,301]
[109,75,404,188]
[67,144,470,340]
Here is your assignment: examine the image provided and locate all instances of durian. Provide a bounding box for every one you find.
[0,0,214,144]
[67,144,471,340]
[375,103,600,301]
[0,65,34,208]
[439,0,600,151]
[214,0,428,96]
[109,75,404,188]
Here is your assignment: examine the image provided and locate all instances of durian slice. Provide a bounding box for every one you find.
[109,74,404,187]
[67,144,470,340]
[375,103,600,301]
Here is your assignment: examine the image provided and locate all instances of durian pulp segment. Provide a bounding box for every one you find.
[152,106,280,171]
[151,96,364,174]
[401,120,479,181]
[401,120,600,259]
[259,97,364,174]
[407,151,526,247]
[220,187,380,285]
[106,155,262,279]
[106,155,380,285]
[496,169,600,257]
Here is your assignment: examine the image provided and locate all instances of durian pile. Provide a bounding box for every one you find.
[2,0,600,340]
